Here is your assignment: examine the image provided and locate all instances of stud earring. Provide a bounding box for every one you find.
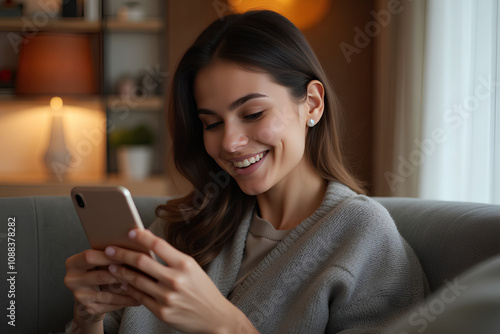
[307,119,315,127]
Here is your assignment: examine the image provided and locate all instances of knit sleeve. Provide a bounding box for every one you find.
[102,217,166,334]
[103,308,124,334]
[326,196,430,333]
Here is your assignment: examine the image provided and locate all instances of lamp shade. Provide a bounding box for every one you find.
[229,0,331,30]
[16,33,97,95]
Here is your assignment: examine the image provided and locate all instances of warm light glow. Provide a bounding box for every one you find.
[0,100,106,176]
[229,0,331,30]
[50,96,63,111]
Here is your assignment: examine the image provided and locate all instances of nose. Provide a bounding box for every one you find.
[222,121,248,153]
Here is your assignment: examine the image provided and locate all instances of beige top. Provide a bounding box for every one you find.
[230,211,291,291]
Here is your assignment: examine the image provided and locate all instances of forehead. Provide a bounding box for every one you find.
[193,61,283,109]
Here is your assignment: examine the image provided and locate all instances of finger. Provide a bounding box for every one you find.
[73,295,140,323]
[108,264,165,300]
[118,283,182,326]
[128,229,189,268]
[114,278,159,314]
[66,249,120,272]
[74,287,141,307]
[104,245,177,283]
[86,268,123,287]
[65,268,122,292]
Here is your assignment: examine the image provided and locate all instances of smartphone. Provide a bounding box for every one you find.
[71,186,155,259]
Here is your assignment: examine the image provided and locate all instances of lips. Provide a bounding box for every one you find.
[232,152,265,168]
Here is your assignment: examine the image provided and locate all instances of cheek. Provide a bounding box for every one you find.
[260,109,305,144]
[253,117,279,143]
[255,111,297,143]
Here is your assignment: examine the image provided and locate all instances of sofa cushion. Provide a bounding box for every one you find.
[374,197,500,291]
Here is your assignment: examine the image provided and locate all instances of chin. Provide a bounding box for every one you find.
[236,180,269,196]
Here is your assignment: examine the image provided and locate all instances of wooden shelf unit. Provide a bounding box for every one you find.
[0,17,101,33]
[105,18,163,32]
[0,173,172,197]
[0,1,168,195]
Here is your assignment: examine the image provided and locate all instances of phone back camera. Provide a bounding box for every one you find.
[75,194,85,208]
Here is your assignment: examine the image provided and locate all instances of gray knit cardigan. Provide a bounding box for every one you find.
[104,181,429,333]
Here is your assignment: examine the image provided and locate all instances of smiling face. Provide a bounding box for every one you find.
[194,61,316,196]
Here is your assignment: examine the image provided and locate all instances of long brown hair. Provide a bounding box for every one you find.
[157,10,365,268]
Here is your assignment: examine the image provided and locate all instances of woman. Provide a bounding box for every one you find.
[65,10,429,333]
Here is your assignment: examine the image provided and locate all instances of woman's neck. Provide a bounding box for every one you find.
[256,159,326,230]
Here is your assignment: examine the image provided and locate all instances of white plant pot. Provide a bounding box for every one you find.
[117,146,153,180]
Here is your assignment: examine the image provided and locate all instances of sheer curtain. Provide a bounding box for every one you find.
[419,0,500,203]
[374,0,500,204]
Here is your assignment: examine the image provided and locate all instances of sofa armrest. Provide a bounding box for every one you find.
[0,195,170,334]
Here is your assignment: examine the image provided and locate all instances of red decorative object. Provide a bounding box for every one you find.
[0,69,12,83]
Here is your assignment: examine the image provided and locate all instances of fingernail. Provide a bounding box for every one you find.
[108,264,118,273]
[128,229,137,239]
[105,246,115,257]
[121,283,128,291]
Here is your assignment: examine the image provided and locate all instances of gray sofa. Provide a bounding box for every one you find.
[0,195,499,334]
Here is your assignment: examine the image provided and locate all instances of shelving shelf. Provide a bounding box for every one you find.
[0,173,171,197]
[0,95,104,113]
[105,18,163,32]
[0,1,168,193]
[105,95,164,112]
[0,17,163,33]
[0,94,102,101]
[0,17,101,33]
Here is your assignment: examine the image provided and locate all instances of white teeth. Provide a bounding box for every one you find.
[233,152,265,168]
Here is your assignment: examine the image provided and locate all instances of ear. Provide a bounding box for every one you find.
[304,80,324,127]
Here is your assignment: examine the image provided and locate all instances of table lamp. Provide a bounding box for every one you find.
[15,33,98,179]
[228,0,331,30]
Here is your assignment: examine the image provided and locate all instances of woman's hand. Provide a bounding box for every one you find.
[64,249,141,328]
[104,228,258,334]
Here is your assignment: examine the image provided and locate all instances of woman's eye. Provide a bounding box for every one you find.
[244,111,263,120]
[205,121,223,130]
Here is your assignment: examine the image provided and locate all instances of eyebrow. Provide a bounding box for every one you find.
[197,93,267,115]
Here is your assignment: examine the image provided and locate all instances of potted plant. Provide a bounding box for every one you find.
[110,124,155,180]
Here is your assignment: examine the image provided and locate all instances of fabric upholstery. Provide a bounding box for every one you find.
[0,195,498,333]
[0,197,39,334]
[374,197,500,291]
[0,195,169,334]
[383,253,500,333]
